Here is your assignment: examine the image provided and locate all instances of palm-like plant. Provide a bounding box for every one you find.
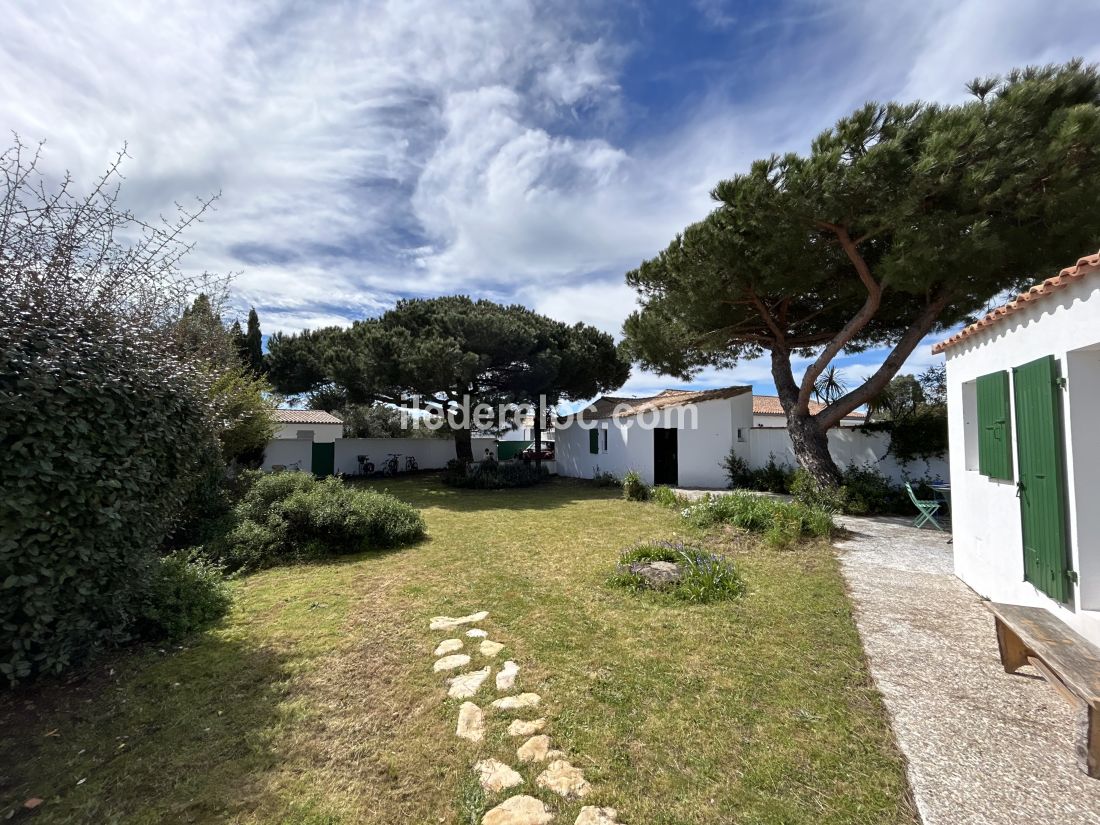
[812,366,848,405]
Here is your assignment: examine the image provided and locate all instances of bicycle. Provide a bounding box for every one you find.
[357,454,375,476]
[382,453,401,476]
[405,455,418,472]
[271,460,303,473]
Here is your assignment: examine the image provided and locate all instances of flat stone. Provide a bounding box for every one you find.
[626,559,682,588]
[456,702,485,742]
[434,638,463,656]
[536,759,592,799]
[508,718,546,737]
[434,653,471,672]
[496,660,520,691]
[430,611,489,631]
[482,794,554,825]
[575,807,621,825]
[480,639,505,657]
[517,734,552,763]
[474,758,524,793]
[467,628,489,638]
[448,666,491,699]
[491,693,541,711]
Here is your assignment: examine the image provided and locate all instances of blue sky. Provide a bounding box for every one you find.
[5,0,1100,398]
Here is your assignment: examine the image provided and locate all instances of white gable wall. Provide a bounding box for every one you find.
[555,394,752,488]
[945,275,1100,646]
[273,422,344,442]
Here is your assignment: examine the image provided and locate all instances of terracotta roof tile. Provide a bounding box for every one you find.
[751,395,864,418]
[272,409,344,425]
[565,385,751,420]
[932,250,1100,354]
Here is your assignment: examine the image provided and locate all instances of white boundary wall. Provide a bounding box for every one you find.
[260,436,497,475]
[750,427,948,483]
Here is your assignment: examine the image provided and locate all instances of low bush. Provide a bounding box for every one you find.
[609,540,746,603]
[721,449,796,493]
[442,460,549,489]
[592,470,620,487]
[650,485,687,509]
[789,464,934,516]
[135,554,232,641]
[680,492,834,548]
[622,469,650,501]
[201,473,426,573]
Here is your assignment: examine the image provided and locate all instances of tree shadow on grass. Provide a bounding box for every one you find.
[350,474,623,513]
[0,633,294,823]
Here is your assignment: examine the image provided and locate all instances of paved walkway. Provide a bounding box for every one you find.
[836,515,1100,825]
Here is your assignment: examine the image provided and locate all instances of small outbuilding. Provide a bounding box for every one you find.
[555,386,753,488]
[935,251,1100,646]
[271,409,344,443]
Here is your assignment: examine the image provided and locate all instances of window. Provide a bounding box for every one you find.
[589,428,599,454]
[976,370,1013,480]
[602,427,608,452]
[736,427,747,443]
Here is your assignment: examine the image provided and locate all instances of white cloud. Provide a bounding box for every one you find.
[3,0,1098,399]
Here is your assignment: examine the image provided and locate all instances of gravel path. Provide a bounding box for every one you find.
[836,515,1100,825]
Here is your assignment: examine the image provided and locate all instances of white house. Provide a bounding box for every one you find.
[751,394,865,428]
[555,387,754,488]
[935,250,1100,646]
[271,409,344,443]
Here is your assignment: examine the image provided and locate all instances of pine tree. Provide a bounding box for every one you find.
[244,307,264,375]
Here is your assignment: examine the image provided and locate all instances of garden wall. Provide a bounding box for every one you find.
[748,427,948,483]
[260,436,499,475]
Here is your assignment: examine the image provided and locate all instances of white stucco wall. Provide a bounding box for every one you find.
[273,422,344,442]
[261,438,313,473]
[751,414,863,429]
[332,437,499,474]
[555,394,752,488]
[945,274,1100,646]
[749,427,948,483]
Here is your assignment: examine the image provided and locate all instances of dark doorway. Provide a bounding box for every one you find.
[653,427,678,486]
[311,442,335,478]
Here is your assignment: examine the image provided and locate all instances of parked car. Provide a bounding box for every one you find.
[519,443,555,461]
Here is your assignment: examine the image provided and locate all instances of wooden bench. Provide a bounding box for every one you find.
[987,602,1100,777]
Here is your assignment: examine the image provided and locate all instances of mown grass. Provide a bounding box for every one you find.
[0,476,915,824]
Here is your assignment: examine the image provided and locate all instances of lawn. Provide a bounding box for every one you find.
[1,476,916,824]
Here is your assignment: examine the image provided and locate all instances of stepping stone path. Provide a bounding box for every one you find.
[431,611,490,631]
[434,638,463,656]
[575,808,621,825]
[491,693,541,711]
[536,759,592,800]
[517,734,552,763]
[475,758,524,793]
[448,666,491,699]
[508,718,545,737]
[496,661,520,691]
[456,701,485,742]
[480,639,505,657]
[429,610,623,824]
[434,653,471,672]
[482,795,554,825]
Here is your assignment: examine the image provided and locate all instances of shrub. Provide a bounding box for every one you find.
[721,450,754,489]
[650,485,686,509]
[592,470,620,487]
[789,468,849,513]
[788,463,933,516]
[0,306,221,683]
[202,474,426,573]
[622,469,650,501]
[135,554,232,641]
[680,492,834,546]
[609,541,745,603]
[442,460,549,489]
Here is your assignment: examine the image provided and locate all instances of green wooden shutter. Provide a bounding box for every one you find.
[1013,356,1071,603]
[589,428,599,454]
[976,371,1013,480]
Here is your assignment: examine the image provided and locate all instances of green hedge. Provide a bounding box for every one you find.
[442,460,548,489]
[0,306,220,683]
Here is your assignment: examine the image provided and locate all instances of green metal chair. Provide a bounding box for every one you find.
[905,482,943,530]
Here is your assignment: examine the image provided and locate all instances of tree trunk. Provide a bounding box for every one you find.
[454,426,473,463]
[771,347,842,486]
[787,412,841,487]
